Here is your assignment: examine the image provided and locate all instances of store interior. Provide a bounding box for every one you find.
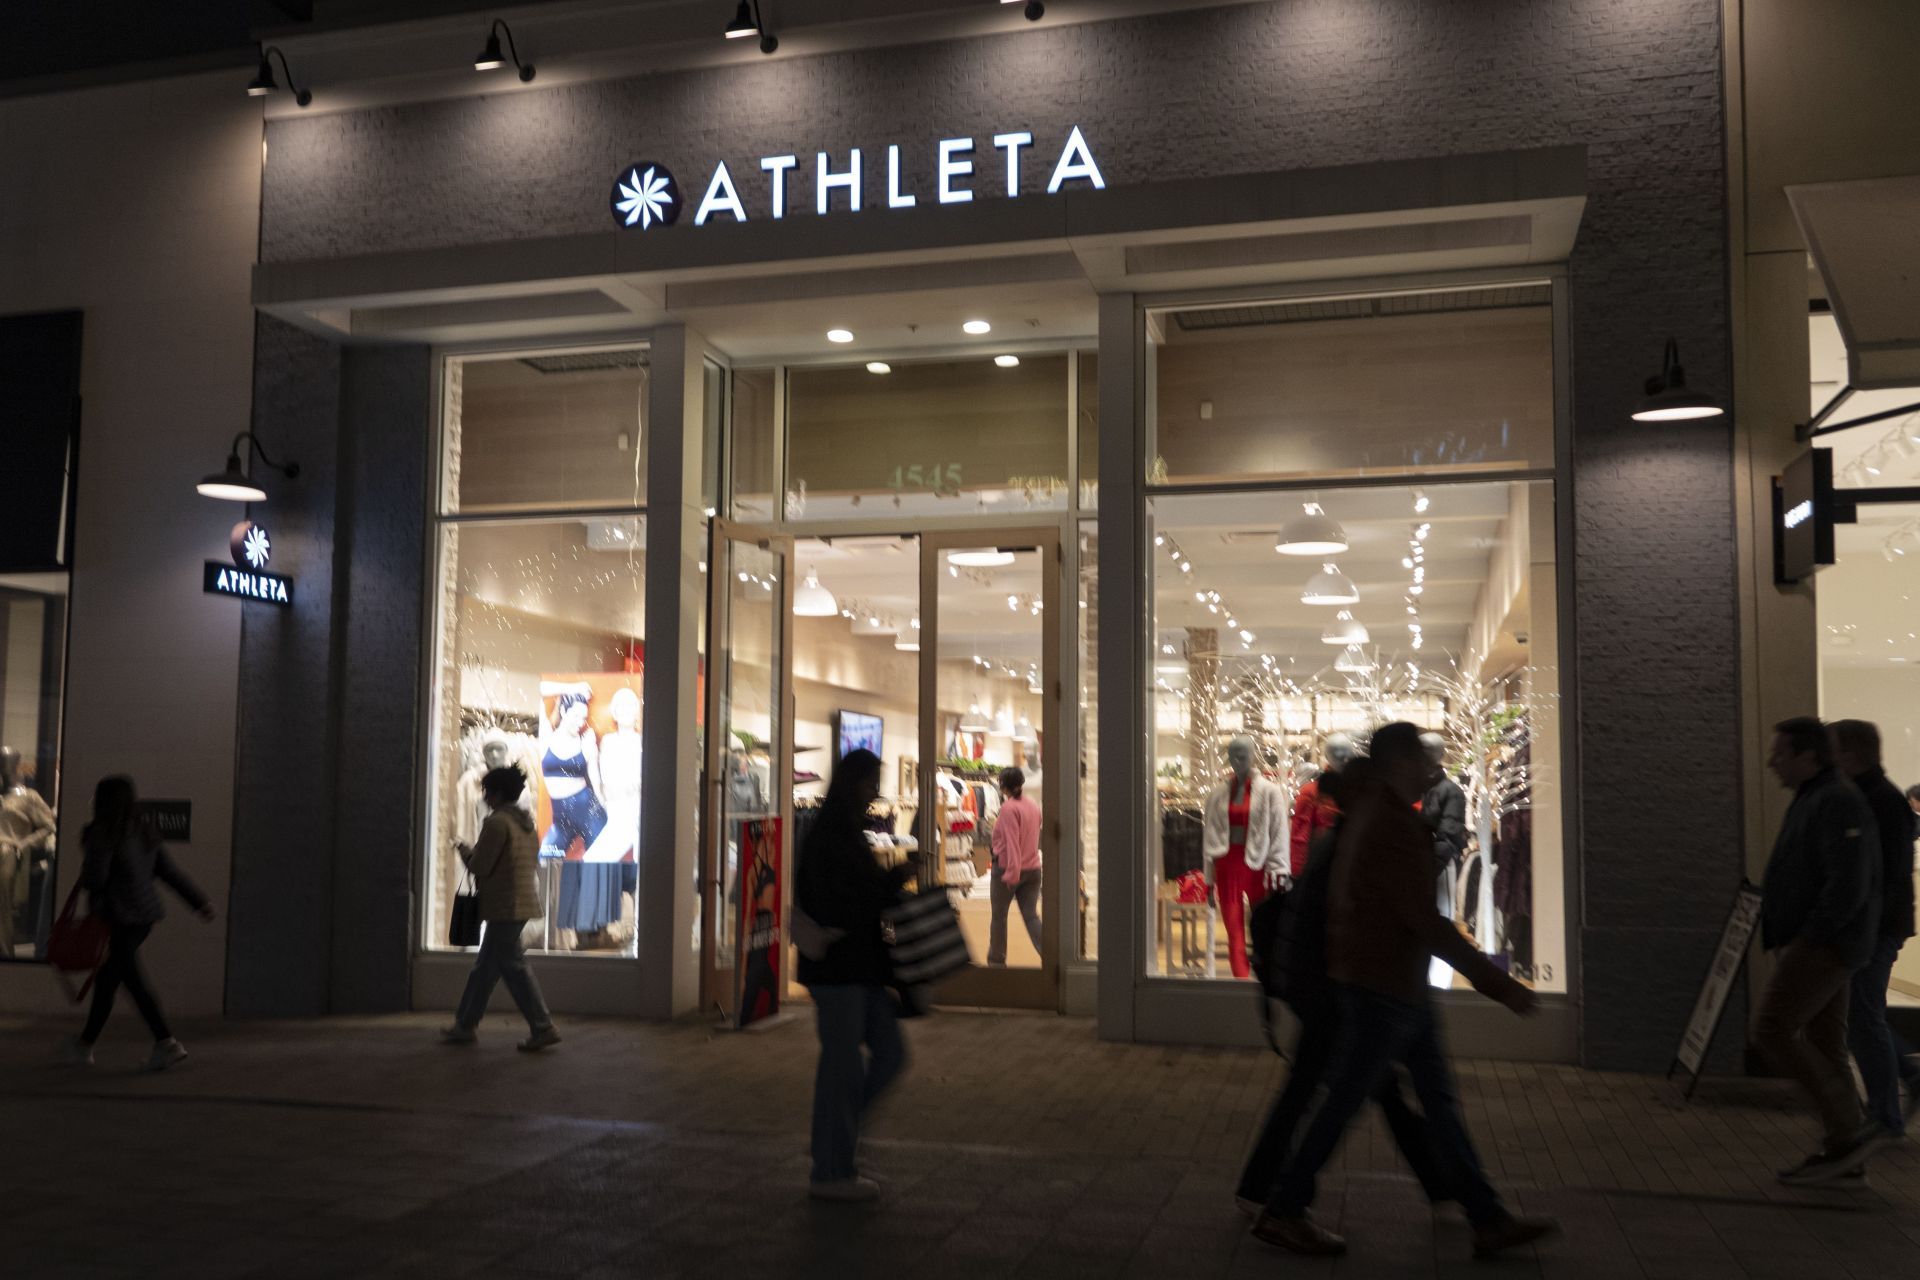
[1810,312,1920,1006]
[0,572,64,961]
[427,348,651,959]
[723,531,1055,975]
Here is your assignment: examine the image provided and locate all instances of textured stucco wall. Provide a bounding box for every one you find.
[251,0,1737,1068]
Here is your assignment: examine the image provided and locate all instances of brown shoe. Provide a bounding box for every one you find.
[1251,1212,1347,1256]
[1472,1213,1559,1257]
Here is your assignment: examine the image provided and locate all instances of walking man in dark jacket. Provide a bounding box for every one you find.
[1252,723,1554,1259]
[1754,716,1884,1184]
[1830,720,1920,1138]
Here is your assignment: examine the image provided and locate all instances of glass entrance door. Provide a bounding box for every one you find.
[703,522,792,1024]
[920,529,1062,1009]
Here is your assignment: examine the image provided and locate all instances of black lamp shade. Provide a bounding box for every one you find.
[198,453,267,502]
[1631,339,1724,422]
[725,1,757,37]
[474,33,505,69]
[246,53,276,96]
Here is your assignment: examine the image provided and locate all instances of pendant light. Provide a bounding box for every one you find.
[1275,502,1348,556]
[960,701,991,732]
[1321,611,1370,645]
[1334,646,1374,673]
[1301,563,1359,606]
[993,705,1018,736]
[793,567,838,617]
[895,616,921,652]
[1631,338,1724,422]
[948,548,1016,568]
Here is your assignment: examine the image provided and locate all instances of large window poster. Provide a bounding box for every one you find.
[536,671,644,950]
[735,816,783,1028]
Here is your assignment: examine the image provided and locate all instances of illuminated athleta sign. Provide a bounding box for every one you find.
[608,126,1106,230]
[204,520,294,607]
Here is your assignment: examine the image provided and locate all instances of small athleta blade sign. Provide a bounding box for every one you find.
[206,519,293,606]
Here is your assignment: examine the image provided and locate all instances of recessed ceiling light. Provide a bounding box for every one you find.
[994,354,1020,368]
[963,319,992,335]
[827,328,854,343]
[866,361,891,374]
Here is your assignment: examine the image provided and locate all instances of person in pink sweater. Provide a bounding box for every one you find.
[989,767,1044,965]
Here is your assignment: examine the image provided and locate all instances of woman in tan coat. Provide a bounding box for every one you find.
[441,766,560,1051]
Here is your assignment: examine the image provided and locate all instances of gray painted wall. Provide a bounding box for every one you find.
[230,321,429,1015]
[250,0,1737,1068]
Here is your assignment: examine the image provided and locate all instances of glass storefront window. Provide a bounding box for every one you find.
[1145,479,1565,993]
[786,355,1070,520]
[1147,287,1554,485]
[0,574,66,961]
[1817,498,1920,1009]
[424,513,647,957]
[731,367,778,522]
[1077,522,1098,959]
[1077,352,1099,511]
[441,346,649,514]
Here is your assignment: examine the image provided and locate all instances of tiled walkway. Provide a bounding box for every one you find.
[3,1008,1917,1277]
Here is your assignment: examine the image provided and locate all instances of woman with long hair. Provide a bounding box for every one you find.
[61,776,214,1070]
[795,748,912,1201]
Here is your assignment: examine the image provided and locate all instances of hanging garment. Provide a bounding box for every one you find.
[557,862,622,933]
[1161,806,1205,880]
[1288,775,1341,878]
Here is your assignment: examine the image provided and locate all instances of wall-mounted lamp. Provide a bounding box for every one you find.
[246,45,311,107]
[197,432,301,502]
[1001,0,1045,19]
[1632,337,1724,422]
[475,19,535,81]
[724,0,779,54]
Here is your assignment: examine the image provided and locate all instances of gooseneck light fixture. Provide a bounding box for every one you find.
[1632,337,1724,422]
[724,0,779,54]
[475,19,536,81]
[245,45,311,107]
[197,431,301,502]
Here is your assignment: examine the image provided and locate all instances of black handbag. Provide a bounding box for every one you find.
[449,868,482,948]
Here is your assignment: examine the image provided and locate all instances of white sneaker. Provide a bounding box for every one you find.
[56,1037,94,1067]
[143,1038,188,1072]
[809,1177,881,1202]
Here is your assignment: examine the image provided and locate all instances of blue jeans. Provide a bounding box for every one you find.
[1266,984,1505,1226]
[809,983,907,1183]
[1848,934,1916,1136]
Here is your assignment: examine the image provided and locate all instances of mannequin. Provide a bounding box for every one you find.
[1288,733,1354,877]
[0,747,56,955]
[456,733,534,847]
[539,683,615,939]
[1202,735,1286,979]
[1419,732,1468,901]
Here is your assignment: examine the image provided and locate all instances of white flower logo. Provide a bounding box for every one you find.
[615,165,674,229]
[242,526,272,569]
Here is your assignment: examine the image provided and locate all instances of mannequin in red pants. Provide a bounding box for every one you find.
[1203,736,1287,978]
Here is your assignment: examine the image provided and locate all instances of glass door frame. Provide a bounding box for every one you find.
[701,518,795,1020]
[918,525,1064,1010]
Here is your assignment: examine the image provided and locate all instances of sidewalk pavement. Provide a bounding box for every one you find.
[3,1007,1918,1278]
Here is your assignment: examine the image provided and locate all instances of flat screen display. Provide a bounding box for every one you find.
[836,711,883,762]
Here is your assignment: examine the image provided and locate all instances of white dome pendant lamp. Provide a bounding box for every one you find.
[1275,502,1348,556]
[1321,611,1370,645]
[1301,563,1360,606]
[793,567,839,617]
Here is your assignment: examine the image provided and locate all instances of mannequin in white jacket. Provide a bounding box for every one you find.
[1203,736,1287,979]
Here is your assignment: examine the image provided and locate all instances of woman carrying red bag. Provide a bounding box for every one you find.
[57,776,214,1071]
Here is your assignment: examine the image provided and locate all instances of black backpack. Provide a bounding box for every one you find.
[1248,823,1341,1055]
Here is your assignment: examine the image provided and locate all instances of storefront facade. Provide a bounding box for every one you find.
[197,0,1738,1070]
